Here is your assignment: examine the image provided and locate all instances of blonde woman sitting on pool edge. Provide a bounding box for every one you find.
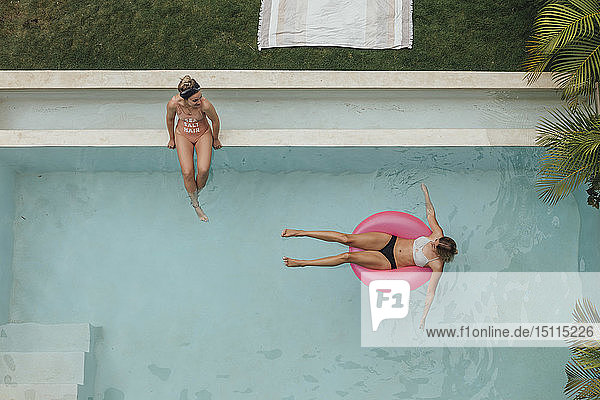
[282,183,457,328]
[166,75,222,221]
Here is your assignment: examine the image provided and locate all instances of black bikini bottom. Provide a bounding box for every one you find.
[378,235,398,269]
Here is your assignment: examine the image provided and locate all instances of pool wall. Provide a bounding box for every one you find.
[0,166,15,323]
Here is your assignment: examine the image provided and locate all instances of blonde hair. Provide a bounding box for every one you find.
[435,236,458,263]
[178,75,199,93]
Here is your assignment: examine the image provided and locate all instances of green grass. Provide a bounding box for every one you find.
[0,0,538,70]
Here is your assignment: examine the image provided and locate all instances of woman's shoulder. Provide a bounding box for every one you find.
[430,259,444,272]
[200,96,214,109]
[167,95,182,107]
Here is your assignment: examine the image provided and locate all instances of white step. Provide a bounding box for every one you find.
[0,128,538,147]
[0,383,78,400]
[0,324,90,353]
[0,353,84,384]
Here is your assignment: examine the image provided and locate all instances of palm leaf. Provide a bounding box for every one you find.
[537,106,598,139]
[536,106,600,204]
[525,0,600,103]
[528,0,600,52]
[568,299,600,370]
[565,299,600,399]
[565,359,600,398]
[534,4,600,52]
[572,347,600,371]
[551,38,600,100]
[565,359,600,399]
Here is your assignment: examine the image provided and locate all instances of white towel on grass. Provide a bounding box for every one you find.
[258,0,413,50]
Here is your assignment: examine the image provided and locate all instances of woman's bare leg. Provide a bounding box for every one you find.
[175,134,206,221]
[175,134,197,194]
[190,132,213,222]
[195,131,213,191]
[283,251,391,270]
[282,229,391,251]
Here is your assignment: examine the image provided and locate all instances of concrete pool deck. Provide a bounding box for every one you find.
[0,70,558,147]
[0,70,556,90]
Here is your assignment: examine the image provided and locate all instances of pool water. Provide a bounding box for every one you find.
[0,146,588,399]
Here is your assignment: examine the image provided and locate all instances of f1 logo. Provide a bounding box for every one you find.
[369,280,410,331]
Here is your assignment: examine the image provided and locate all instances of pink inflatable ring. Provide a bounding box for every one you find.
[349,211,433,289]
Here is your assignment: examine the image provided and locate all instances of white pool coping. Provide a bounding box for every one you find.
[0,70,556,89]
[0,129,537,147]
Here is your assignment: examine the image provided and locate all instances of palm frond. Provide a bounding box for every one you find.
[537,161,594,203]
[551,38,600,100]
[537,106,600,139]
[533,5,600,53]
[525,0,600,101]
[572,347,600,370]
[565,358,600,399]
[565,299,600,399]
[568,299,600,350]
[569,0,600,15]
[536,106,600,204]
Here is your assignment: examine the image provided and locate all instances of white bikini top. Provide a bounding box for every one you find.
[413,236,439,267]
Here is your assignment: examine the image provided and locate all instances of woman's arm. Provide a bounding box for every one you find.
[421,183,443,237]
[203,99,222,149]
[420,265,443,329]
[165,100,177,149]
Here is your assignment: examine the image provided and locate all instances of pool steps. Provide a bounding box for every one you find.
[0,128,537,147]
[0,323,96,400]
[0,383,78,400]
[0,323,91,352]
[0,352,85,384]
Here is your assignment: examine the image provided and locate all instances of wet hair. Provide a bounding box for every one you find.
[178,75,201,99]
[435,236,458,263]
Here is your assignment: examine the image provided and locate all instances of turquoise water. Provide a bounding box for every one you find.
[1,146,595,399]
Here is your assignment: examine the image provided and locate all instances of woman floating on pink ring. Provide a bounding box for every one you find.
[282,184,457,328]
[166,75,222,222]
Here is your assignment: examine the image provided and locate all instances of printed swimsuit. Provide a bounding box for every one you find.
[175,103,211,144]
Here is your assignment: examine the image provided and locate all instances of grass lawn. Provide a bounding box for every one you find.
[1,0,538,70]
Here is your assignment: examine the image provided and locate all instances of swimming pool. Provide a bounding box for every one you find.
[1,71,598,399]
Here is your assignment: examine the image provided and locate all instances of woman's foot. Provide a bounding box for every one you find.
[193,205,209,222]
[283,256,304,267]
[281,229,302,237]
[188,190,209,222]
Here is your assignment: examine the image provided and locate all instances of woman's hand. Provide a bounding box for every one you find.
[167,139,175,149]
[421,183,428,193]
[419,318,426,330]
[213,138,223,149]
